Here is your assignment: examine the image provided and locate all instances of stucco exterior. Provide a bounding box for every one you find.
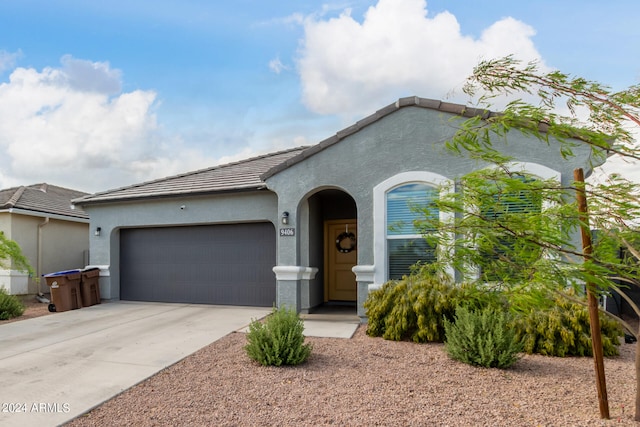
[75,97,604,319]
[0,212,89,295]
[264,103,597,317]
[83,191,280,300]
[0,184,90,295]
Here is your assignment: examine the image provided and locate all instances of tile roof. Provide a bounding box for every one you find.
[74,96,495,206]
[0,183,89,219]
[73,147,308,205]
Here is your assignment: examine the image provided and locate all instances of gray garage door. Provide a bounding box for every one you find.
[120,222,276,306]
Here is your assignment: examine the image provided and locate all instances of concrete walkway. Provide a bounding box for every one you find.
[0,301,359,427]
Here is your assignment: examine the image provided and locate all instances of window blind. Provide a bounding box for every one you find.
[386,183,439,279]
[387,184,439,235]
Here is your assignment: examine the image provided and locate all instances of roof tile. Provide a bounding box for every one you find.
[74,147,308,205]
[0,184,89,219]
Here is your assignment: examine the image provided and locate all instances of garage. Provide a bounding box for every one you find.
[120,222,276,306]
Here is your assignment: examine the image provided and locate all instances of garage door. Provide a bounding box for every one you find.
[120,223,276,306]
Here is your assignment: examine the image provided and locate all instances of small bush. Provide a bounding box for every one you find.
[244,306,312,366]
[365,268,503,343]
[444,305,523,368]
[514,294,623,357]
[365,278,413,339]
[364,268,623,357]
[0,288,25,320]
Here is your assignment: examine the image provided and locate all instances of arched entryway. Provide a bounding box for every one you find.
[305,189,357,311]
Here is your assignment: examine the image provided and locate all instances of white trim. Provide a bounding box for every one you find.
[368,283,383,292]
[504,161,560,181]
[2,208,90,223]
[507,162,560,211]
[84,265,110,276]
[273,266,318,281]
[0,269,29,295]
[352,264,375,282]
[373,171,453,285]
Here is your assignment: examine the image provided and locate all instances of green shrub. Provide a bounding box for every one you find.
[364,268,623,357]
[514,294,623,357]
[365,278,413,339]
[244,306,312,366]
[444,305,523,368]
[365,268,503,343]
[0,288,25,320]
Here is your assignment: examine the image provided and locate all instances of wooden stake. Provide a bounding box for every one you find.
[574,167,610,419]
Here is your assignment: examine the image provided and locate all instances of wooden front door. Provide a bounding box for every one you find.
[325,220,357,301]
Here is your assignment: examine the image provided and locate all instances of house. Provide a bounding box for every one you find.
[73,97,603,319]
[0,183,90,295]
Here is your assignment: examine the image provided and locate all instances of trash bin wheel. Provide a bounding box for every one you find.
[48,303,56,312]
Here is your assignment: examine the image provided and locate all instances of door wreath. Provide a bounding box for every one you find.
[336,231,357,253]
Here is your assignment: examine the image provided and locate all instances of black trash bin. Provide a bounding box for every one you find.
[44,270,83,312]
[80,267,101,307]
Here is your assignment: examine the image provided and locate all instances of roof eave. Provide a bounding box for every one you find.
[73,184,270,207]
[0,208,90,223]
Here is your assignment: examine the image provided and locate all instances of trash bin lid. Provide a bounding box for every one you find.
[43,269,82,277]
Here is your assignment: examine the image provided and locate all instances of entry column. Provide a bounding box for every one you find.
[352,264,375,320]
[273,266,318,313]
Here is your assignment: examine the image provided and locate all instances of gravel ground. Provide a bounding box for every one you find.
[4,300,639,426]
[1,297,52,323]
[64,325,637,426]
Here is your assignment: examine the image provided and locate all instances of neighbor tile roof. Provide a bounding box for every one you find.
[0,183,89,219]
[74,96,494,206]
[73,147,308,205]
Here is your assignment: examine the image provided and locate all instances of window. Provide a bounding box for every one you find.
[373,171,452,285]
[478,174,542,282]
[386,183,439,279]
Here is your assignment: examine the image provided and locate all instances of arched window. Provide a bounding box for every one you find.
[373,171,453,285]
[386,183,439,279]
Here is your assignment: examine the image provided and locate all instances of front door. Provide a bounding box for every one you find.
[325,220,357,301]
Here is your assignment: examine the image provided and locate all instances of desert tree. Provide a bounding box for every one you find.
[418,56,640,420]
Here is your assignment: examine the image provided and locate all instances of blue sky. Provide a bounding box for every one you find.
[0,0,638,193]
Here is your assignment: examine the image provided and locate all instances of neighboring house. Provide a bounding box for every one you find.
[0,183,90,295]
[73,97,605,319]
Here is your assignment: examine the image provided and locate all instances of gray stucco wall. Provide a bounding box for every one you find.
[265,105,598,316]
[83,190,279,299]
[266,105,596,267]
[306,195,324,309]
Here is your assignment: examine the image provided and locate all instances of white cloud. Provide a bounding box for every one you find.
[268,57,289,74]
[59,55,122,94]
[0,56,217,193]
[0,50,22,73]
[297,0,545,118]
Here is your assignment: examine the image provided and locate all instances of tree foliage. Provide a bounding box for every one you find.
[0,232,33,277]
[416,56,640,330]
[421,55,640,420]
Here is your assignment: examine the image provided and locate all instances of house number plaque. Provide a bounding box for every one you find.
[280,228,295,237]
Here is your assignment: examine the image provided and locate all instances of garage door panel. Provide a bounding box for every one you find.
[120,223,276,306]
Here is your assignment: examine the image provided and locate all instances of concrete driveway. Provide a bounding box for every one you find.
[0,301,271,427]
